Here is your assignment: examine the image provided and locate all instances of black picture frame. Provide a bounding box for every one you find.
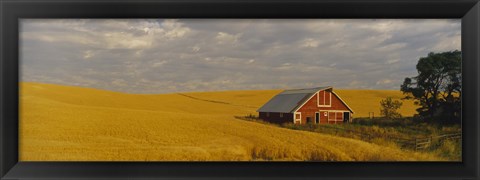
[1,0,479,179]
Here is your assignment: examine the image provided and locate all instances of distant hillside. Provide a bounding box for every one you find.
[20,82,433,161]
[334,89,418,117]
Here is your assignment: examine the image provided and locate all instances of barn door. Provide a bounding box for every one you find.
[319,111,328,124]
[315,112,320,124]
[343,112,350,122]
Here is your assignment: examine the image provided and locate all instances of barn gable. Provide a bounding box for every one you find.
[292,89,354,114]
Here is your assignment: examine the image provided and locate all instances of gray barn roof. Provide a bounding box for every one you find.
[257,87,332,113]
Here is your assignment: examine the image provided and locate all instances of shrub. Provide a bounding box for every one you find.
[380,97,403,119]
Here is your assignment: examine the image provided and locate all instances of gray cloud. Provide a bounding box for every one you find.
[20,19,461,93]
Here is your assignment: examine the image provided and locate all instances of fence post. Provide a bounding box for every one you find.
[368,112,375,119]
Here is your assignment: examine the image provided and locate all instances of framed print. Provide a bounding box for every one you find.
[18,18,463,162]
[1,0,479,179]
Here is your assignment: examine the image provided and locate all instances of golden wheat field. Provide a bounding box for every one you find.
[20,82,438,161]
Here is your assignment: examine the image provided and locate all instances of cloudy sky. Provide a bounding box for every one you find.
[20,19,461,94]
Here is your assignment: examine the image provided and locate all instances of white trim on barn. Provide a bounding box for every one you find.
[324,110,351,112]
[292,92,318,113]
[325,110,350,124]
[291,88,354,124]
[292,88,335,113]
[294,112,302,124]
[317,90,332,107]
[331,91,355,114]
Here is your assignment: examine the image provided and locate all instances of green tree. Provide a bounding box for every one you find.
[400,50,461,124]
[380,97,403,119]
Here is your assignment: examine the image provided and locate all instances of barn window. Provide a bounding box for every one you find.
[279,113,283,117]
[325,91,331,106]
[328,112,336,121]
[294,112,301,124]
[318,90,332,107]
[266,112,270,117]
[294,112,301,122]
[306,117,312,124]
[336,112,343,121]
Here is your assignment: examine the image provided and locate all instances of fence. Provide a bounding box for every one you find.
[414,133,462,151]
[234,115,461,151]
[310,125,461,151]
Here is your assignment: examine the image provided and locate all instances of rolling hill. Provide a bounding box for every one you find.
[19,82,434,161]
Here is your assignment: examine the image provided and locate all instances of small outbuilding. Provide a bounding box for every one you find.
[257,87,354,124]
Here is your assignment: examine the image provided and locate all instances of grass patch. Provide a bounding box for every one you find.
[240,115,461,161]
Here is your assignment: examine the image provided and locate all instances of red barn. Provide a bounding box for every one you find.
[257,87,354,124]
